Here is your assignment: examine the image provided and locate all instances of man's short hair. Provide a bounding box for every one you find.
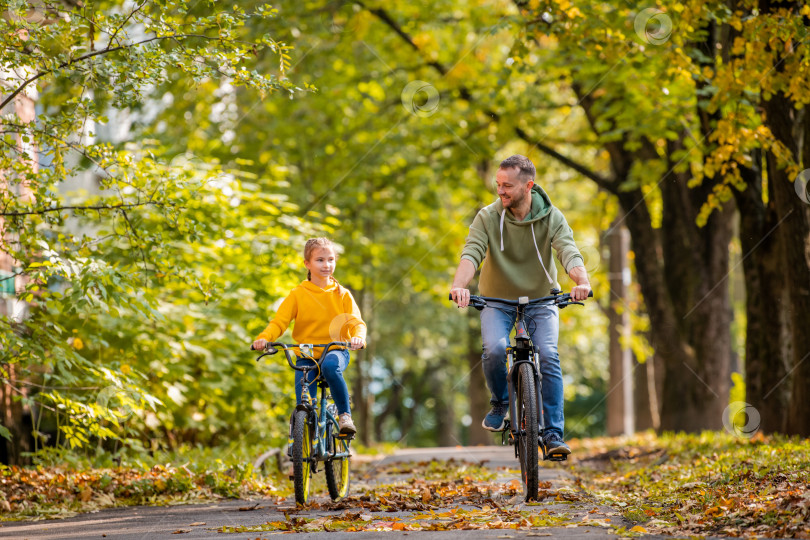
[499,155,536,183]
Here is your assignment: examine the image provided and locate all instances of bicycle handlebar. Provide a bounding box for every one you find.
[250,341,357,370]
[448,290,593,310]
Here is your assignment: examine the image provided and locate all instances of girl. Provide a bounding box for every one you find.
[252,237,366,435]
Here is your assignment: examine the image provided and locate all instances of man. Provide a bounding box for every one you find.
[450,155,591,455]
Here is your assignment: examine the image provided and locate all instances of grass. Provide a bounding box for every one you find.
[567,431,810,538]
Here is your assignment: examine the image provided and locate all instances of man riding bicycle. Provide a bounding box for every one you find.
[450,155,591,456]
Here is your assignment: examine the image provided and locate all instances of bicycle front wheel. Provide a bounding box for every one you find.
[516,362,539,501]
[324,421,351,501]
[291,409,313,505]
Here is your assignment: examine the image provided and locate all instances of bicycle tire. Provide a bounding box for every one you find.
[516,362,539,501]
[324,420,351,501]
[291,409,313,505]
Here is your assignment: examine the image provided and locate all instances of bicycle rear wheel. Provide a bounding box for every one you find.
[291,409,313,505]
[516,362,539,501]
[324,420,350,501]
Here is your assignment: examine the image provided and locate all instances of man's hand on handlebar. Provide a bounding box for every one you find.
[450,287,470,308]
[570,283,592,302]
[349,336,365,350]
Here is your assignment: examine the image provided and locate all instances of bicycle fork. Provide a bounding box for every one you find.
[505,348,566,462]
[504,348,542,449]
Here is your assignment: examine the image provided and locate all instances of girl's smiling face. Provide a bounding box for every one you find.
[305,246,337,281]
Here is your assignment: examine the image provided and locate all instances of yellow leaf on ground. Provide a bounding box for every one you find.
[630,525,648,533]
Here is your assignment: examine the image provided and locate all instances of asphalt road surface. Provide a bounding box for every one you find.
[0,446,650,540]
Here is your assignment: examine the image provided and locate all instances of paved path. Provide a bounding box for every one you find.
[0,447,646,540]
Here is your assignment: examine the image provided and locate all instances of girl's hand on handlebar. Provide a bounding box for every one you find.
[252,338,268,351]
[349,337,365,350]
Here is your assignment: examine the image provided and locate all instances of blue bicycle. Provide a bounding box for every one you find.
[252,341,353,504]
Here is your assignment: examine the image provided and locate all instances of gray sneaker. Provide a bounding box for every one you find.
[482,402,509,432]
[338,413,357,435]
[543,432,571,455]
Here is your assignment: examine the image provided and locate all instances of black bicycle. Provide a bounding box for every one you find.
[450,288,592,501]
[251,341,354,505]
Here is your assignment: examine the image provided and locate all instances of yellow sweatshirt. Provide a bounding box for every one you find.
[256,278,366,358]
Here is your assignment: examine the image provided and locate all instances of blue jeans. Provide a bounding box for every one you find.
[295,349,351,415]
[481,302,564,437]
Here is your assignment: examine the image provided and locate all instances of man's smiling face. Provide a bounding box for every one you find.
[495,166,532,210]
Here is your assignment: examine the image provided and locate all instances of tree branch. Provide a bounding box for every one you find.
[356,1,474,102]
[0,33,220,111]
[0,201,161,217]
[514,127,615,191]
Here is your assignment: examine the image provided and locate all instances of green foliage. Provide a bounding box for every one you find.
[3,0,620,457]
[0,0,310,453]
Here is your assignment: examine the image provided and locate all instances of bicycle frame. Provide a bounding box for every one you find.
[504,298,546,457]
[257,342,353,466]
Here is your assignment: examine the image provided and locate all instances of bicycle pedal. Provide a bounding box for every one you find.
[336,433,355,440]
[545,453,568,462]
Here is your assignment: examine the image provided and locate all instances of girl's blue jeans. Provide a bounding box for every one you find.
[295,349,351,415]
[480,302,564,438]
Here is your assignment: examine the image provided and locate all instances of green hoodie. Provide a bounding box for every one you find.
[460,184,585,299]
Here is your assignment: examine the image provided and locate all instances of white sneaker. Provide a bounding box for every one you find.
[338,413,357,435]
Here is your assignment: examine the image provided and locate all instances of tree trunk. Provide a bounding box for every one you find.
[616,179,734,432]
[355,280,374,446]
[0,363,31,465]
[434,373,457,446]
[634,354,662,432]
[734,162,791,433]
[606,218,633,436]
[760,87,810,436]
[575,83,734,433]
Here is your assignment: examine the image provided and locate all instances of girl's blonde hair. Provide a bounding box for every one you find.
[304,237,336,280]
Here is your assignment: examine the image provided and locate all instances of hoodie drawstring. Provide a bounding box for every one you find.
[531,225,554,284]
[500,210,554,285]
[499,209,506,252]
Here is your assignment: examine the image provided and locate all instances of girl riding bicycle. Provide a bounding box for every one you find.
[252,237,366,435]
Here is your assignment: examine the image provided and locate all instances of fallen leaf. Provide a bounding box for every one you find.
[630,525,648,533]
[171,530,190,534]
[189,522,205,526]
